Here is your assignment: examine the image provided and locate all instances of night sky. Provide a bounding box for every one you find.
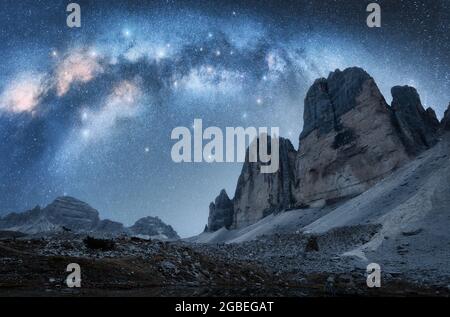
[0,0,448,237]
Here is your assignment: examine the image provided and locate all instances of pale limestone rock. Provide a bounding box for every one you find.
[231,136,296,229]
[293,68,411,206]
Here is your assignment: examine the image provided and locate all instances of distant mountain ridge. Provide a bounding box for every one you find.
[0,196,179,240]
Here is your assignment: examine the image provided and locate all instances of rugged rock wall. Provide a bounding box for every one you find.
[206,189,234,232]
[206,136,296,230]
[391,85,440,154]
[293,68,412,206]
[231,136,296,229]
[205,67,444,232]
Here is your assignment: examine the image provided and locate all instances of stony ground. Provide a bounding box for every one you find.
[1,231,449,297]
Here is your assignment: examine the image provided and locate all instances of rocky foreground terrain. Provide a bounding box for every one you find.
[1,230,449,297]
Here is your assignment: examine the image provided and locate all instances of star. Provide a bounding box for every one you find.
[123,29,131,37]
[156,49,166,59]
[81,129,90,139]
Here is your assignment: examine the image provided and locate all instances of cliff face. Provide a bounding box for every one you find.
[206,136,296,230]
[206,189,234,232]
[231,137,296,229]
[391,85,440,154]
[293,68,412,206]
[205,67,443,231]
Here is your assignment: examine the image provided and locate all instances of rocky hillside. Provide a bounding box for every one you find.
[0,196,179,240]
[206,67,446,231]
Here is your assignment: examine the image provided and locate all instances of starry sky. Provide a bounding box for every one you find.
[0,0,448,237]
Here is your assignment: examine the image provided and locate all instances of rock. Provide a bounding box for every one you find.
[207,189,234,232]
[401,228,423,236]
[45,197,101,231]
[0,197,180,240]
[231,136,296,229]
[83,236,115,251]
[441,103,450,131]
[305,236,319,252]
[129,216,179,240]
[391,85,439,154]
[160,260,177,271]
[294,68,411,206]
[0,197,100,234]
[205,135,296,230]
[300,67,373,140]
[202,67,444,233]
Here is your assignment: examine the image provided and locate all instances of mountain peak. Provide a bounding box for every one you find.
[130,216,179,239]
[391,85,439,153]
[205,67,443,232]
[301,67,374,140]
[0,197,179,239]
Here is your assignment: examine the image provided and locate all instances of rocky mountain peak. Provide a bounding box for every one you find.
[205,67,445,232]
[0,197,179,239]
[300,67,373,140]
[216,189,232,205]
[206,135,296,230]
[203,67,445,233]
[44,196,100,231]
[294,67,412,208]
[206,189,233,232]
[391,85,439,153]
[129,216,179,239]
